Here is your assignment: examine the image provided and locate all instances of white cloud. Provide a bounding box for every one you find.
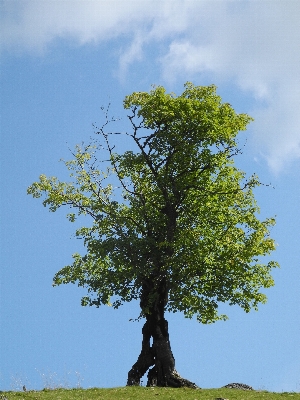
[252,83,300,174]
[117,33,145,82]
[158,1,300,172]
[1,0,300,172]
[0,0,155,52]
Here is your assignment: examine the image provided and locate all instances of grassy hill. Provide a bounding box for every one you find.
[1,387,300,399]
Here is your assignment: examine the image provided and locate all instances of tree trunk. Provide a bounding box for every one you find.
[127,278,198,388]
[127,319,155,386]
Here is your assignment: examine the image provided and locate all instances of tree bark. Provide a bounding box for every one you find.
[127,319,155,386]
[127,278,198,388]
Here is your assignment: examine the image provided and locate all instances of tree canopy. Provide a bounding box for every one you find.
[28,83,278,386]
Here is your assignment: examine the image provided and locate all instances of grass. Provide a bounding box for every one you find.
[1,386,300,400]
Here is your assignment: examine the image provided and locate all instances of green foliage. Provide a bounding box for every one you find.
[27,83,279,323]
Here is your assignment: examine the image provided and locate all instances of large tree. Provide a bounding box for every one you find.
[28,83,278,388]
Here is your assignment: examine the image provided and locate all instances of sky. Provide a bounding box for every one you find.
[0,0,299,393]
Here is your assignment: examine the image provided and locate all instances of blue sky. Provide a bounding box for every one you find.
[1,0,299,393]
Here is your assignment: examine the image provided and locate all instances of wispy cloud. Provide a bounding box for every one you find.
[159,2,300,172]
[1,0,300,172]
[0,0,154,53]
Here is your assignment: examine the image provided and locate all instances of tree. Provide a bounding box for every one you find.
[27,83,278,388]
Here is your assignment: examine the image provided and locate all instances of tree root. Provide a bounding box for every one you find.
[147,367,199,388]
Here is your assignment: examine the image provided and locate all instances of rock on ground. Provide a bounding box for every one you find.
[222,382,253,390]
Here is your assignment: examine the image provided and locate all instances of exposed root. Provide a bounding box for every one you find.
[147,368,199,388]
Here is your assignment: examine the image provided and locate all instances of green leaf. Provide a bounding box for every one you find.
[28,82,278,324]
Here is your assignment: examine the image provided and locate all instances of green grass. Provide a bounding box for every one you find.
[1,387,300,400]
